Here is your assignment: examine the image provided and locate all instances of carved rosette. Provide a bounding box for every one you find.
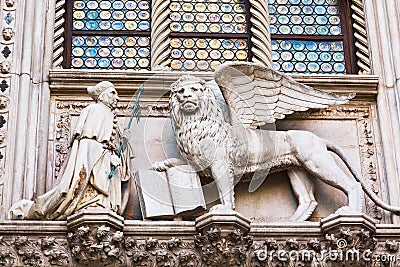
[150,0,171,70]
[350,0,371,74]
[249,0,272,67]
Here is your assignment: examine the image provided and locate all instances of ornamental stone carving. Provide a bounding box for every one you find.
[0,61,10,74]
[0,94,9,110]
[195,228,253,266]
[5,0,15,8]
[2,27,14,41]
[67,225,124,266]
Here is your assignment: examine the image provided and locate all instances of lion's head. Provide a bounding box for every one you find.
[170,75,224,129]
[169,75,231,165]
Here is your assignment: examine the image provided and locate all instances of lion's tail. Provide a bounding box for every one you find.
[326,141,400,216]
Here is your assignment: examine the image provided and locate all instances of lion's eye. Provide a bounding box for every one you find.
[178,89,184,94]
[192,87,198,91]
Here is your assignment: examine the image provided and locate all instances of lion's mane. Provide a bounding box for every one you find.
[169,75,231,165]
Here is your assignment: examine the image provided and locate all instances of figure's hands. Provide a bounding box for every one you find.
[110,154,122,167]
[123,128,131,141]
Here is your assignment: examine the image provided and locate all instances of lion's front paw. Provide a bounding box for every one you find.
[150,160,170,172]
[150,159,174,172]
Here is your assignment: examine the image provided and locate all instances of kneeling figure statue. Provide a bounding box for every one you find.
[9,81,132,220]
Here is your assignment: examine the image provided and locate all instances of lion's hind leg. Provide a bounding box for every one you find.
[288,131,364,214]
[287,168,318,221]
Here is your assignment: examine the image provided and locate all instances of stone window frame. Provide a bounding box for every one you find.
[53,0,371,74]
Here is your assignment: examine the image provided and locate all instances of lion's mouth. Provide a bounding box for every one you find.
[181,101,198,111]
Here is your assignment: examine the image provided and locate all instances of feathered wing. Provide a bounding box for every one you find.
[214,62,355,128]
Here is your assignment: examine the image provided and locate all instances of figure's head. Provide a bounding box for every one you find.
[87,81,120,109]
[170,75,206,114]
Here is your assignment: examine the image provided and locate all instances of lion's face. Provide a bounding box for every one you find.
[173,82,204,114]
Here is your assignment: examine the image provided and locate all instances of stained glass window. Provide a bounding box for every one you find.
[66,0,151,69]
[169,0,251,71]
[63,0,357,74]
[269,0,355,74]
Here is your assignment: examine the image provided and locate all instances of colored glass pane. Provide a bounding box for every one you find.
[170,38,248,71]
[169,0,247,34]
[269,0,342,35]
[71,35,151,70]
[271,39,346,74]
[70,0,151,70]
[72,0,151,31]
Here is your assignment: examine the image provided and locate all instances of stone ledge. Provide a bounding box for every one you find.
[123,220,196,239]
[0,220,67,234]
[0,220,398,238]
[49,69,379,97]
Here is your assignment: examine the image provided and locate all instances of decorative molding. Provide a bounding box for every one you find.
[358,117,384,220]
[0,0,14,210]
[52,0,66,68]
[150,0,171,70]
[350,0,371,74]
[287,105,370,120]
[0,94,9,111]
[249,0,272,68]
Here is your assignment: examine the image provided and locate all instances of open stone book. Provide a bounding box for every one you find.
[135,165,206,219]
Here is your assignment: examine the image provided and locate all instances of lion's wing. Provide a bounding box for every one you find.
[214,62,355,128]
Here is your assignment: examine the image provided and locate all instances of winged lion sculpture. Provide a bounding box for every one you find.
[152,62,400,221]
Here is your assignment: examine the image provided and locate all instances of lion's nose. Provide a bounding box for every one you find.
[182,89,192,97]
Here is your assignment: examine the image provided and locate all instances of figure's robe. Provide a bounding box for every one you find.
[9,103,132,220]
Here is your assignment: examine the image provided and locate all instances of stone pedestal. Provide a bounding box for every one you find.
[195,206,251,234]
[194,208,253,266]
[320,213,377,235]
[67,207,124,231]
[66,207,125,266]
